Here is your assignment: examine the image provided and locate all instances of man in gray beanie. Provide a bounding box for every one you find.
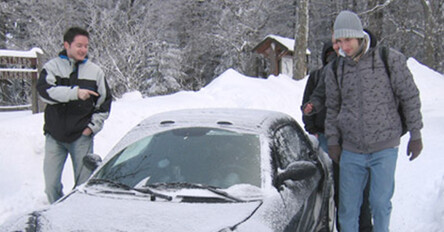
[324,10,423,232]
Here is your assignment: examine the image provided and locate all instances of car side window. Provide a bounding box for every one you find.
[273,124,311,169]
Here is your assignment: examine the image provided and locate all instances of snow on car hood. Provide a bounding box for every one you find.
[3,190,264,232]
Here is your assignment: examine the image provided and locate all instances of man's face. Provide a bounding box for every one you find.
[64,35,89,62]
[336,37,360,57]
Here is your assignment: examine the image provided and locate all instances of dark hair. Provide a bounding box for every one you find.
[63,27,89,44]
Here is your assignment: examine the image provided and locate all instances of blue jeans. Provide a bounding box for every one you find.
[43,134,93,203]
[317,132,328,153]
[339,148,398,232]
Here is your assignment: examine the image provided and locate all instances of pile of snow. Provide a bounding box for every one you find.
[0,59,443,231]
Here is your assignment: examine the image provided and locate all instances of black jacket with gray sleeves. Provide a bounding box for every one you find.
[37,50,112,143]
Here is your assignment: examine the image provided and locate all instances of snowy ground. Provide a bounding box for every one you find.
[0,59,443,231]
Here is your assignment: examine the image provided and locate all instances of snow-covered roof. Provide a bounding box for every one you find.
[0,47,43,58]
[264,35,311,54]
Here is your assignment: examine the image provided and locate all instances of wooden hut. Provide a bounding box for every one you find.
[253,34,310,77]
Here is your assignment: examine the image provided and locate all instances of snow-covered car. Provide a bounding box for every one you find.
[1,108,335,232]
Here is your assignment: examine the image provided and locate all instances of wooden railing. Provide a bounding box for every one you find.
[0,48,44,113]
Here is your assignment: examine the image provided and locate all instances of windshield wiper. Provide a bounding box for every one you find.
[148,182,245,202]
[87,178,172,201]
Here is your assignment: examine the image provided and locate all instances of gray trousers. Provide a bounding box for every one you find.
[44,134,93,203]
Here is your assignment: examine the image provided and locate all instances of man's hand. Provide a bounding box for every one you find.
[82,127,93,136]
[327,145,342,164]
[303,103,314,115]
[407,138,423,161]
[78,89,99,100]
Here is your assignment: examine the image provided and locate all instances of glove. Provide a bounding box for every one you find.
[407,138,423,161]
[327,145,342,164]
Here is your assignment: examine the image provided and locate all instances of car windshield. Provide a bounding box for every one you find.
[94,127,261,189]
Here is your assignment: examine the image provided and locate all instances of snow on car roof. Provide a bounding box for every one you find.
[104,108,295,161]
[138,108,293,132]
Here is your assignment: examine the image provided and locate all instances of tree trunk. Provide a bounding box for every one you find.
[367,0,385,40]
[293,0,309,80]
[419,0,435,68]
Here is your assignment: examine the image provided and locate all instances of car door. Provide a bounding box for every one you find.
[271,122,322,231]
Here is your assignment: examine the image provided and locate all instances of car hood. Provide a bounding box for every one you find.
[3,190,265,232]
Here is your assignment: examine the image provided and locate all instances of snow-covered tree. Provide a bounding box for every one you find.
[0,0,442,106]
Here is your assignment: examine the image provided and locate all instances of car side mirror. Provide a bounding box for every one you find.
[274,161,317,188]
[83,153,102,171]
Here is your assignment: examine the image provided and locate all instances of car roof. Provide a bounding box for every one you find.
[137,108,294,133]
[105,108,296,158]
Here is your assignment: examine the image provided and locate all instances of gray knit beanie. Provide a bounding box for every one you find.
[334,10,364,40]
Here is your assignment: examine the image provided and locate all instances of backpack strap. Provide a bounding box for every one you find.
[379,46,408,135]
[332,57,338,81]
[379,46,390,78]
[332,56,344,89]
[331,56,343,110]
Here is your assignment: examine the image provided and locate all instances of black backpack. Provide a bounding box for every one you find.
[332,46,408,136]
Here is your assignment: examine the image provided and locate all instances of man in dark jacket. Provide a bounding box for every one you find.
[325,11,423,232]
[37,27,112,203]
[301,41,336,152]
